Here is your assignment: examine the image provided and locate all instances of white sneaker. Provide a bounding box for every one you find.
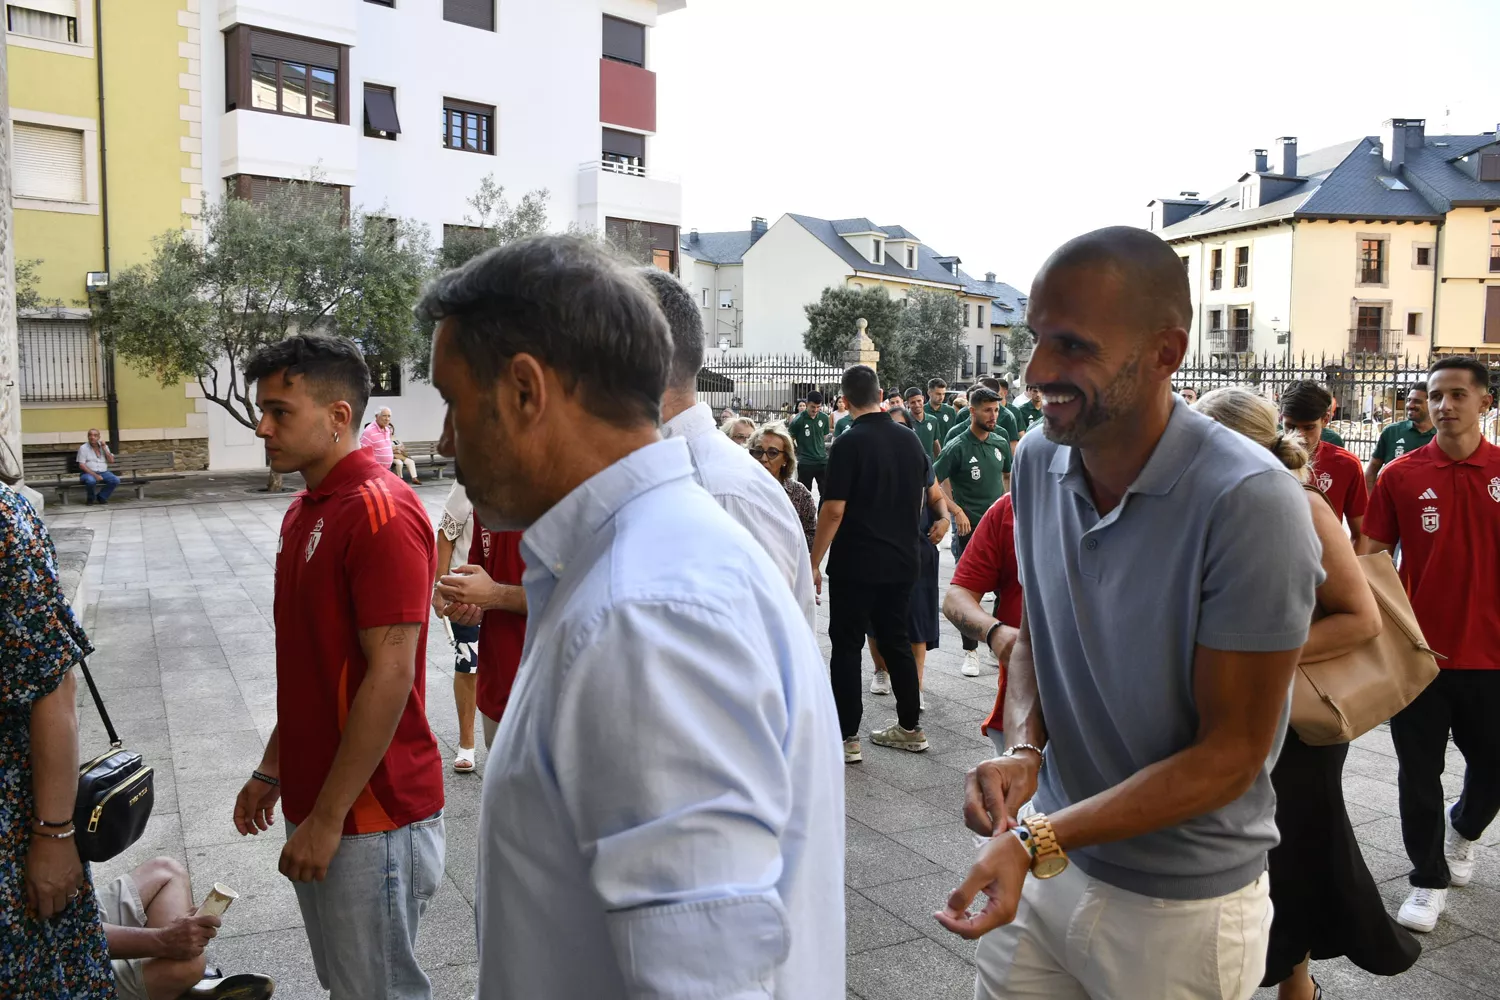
[1446,802,1478,887]
[920,690,927,711]
[1396,886,1447,932]
[961,650,982,676]
[869,671,891,696]
[843,738,862,764]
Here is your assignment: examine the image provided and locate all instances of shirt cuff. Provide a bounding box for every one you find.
[1197,626,1310,653]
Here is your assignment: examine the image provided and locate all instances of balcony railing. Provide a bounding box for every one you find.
[580,158,681,184]
[992,346,1007,365]
[1349,327,1403,355]
[1207,327,1251,354]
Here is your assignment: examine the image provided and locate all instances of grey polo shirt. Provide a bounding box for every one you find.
[1011,397,1323,900]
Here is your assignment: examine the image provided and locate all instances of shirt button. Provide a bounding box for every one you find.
[1085,538,1098,551]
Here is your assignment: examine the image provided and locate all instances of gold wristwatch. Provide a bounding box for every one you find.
[1017,813,1069,878]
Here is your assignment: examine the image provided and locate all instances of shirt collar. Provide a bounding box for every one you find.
[522,437,691,580]
[1433,436,1495,468]
[305,448,381,501]
[1049,395,1201,499]
[853,411,891,425]
[660,401,716,441]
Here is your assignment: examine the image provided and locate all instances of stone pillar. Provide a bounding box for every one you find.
[844,317,879,373]
[0,42,32,504]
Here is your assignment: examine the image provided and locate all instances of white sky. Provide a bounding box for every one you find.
[653,0,1500,293]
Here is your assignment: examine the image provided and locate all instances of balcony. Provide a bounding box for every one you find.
[578,158,681,231]
[220,109,357,188]
[1207,327,1251,354]
[600,57,656,133]
[1349,327,1403,356]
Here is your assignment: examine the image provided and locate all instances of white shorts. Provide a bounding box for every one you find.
[974,854,1272,1000]
[95,873,149,1000]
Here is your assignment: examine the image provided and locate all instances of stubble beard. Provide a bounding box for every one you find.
[1041,350,1145,448]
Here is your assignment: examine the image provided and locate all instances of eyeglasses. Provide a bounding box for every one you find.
[748,447,784,461]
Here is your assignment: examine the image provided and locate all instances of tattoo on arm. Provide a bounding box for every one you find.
[381,624,418,647]
[955,606,997,642]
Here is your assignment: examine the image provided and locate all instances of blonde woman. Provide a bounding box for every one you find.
[721,416,756,447]
[1196,387,1419,1000]
[748,423,815,551]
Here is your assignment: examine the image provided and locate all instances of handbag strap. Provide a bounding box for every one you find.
[76,659,123,749]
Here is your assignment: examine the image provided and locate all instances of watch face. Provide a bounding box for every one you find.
[1033,854,1069,879]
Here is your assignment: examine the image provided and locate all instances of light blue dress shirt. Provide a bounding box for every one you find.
[475,438,844,999]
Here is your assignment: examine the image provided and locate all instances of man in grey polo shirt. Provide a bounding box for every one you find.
[935,227,1323,999]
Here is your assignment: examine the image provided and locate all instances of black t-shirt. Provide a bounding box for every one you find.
[823,411,929,584]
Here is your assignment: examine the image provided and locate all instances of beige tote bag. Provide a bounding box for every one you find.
[1291,549,1442,746]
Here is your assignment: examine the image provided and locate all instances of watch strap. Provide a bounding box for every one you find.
[1022,813,1064,861]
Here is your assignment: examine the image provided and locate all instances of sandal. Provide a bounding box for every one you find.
[453,747,476,773]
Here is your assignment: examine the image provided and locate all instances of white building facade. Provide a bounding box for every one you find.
[199,0,684,468]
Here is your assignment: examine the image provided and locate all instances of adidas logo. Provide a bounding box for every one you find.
[968,456,979,463]
[1418,488,1438,500]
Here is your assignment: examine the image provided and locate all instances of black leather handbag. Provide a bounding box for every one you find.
[74,659,154,863]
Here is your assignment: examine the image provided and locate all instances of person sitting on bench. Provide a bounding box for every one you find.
[76,429,119,505]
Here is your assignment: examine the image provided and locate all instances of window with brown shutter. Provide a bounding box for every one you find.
[442,99,495,154]
[1210,248,1223,290]
[364,84,400,138]
[443,0,493,31]
[603,15,645,66]
[1480,153,1500,182]
[224,24,347,124]
[1233,246,1250,288]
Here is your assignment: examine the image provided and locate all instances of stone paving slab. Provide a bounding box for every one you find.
[48,487,1496,1000]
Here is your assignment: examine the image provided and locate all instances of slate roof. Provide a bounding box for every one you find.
[679,230,756,265]
[681,214,1025,316]
[1155,129,1500,240]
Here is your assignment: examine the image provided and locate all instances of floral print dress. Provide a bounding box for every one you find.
[0,483,114,997]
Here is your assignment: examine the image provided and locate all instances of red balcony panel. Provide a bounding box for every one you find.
[601,58,656,133]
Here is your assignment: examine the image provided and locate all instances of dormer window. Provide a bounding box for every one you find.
[872,238,882,264]
[905,245,915,268]
[1240,183,1253,209]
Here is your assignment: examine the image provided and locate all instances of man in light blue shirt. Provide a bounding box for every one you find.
[421,235,845,999]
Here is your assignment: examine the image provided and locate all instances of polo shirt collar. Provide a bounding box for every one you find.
[661,401,716,441]
[305,447,381,502]
[1049,396,1201,500]
[853,411,891,425]
[1433,436,1495,468]
[522,437,691,580]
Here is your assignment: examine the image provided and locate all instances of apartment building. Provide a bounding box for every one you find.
[1149,116,1500,359]
[682,213,1023,372]
[8,0,210,465]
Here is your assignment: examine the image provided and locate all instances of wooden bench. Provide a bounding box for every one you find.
[397,441,455,480]
[24,450,183,505]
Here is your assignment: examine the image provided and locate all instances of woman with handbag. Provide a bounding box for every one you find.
[0,473,115,997]
[1196,388,1420,1000]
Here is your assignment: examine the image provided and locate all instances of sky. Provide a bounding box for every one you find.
[652,0,1500,293]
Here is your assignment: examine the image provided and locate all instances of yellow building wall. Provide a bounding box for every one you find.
[11,0,202,454]
[1434,208,1500,350]
[1288,220,1439,356]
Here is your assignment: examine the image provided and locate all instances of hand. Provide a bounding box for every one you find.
[233,774,281,836]
[953,509,972,536]
[933,828,1031,939]
[437,564,498,609]
[811,562,823,597]
[430,588,447,620]
[24,834,84,919]
[927,517,950,545]
[986,624,1019,668]
[279,812,342,883]
[963,753,1040,837]
[447,603,483,627]
[155,914,221,960]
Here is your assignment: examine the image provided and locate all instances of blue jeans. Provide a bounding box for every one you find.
[79,470,119,502]
[287,812,445,1000]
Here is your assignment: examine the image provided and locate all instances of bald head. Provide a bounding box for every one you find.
[1034,226,1191,334]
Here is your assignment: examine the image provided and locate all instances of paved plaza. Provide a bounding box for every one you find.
[42,482,1500,1000]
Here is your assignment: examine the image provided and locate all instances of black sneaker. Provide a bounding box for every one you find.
[84,498,96,505]
[187,973,275,999]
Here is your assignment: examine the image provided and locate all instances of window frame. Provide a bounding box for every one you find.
[1229,306,1251,353]
[225,25,348,125]
[1412,242,1434,269]
[963,302,971,326]
[1209,248,1223,290]
[906,245,915,268]
[363,82,400,139]
[442,99,496,155]
[602,14,646,67]
[976,304,985,329]
[1490,219,1500,274]
[443,0,494,31]
[1480,153,1500,183]
[701,288,710,308]
[872,238,882,264]
[1233,245,1250,288]
[368,359,402,397]
[12,109,99,214]
[718,289,733,310]
[1357,235,1388,286]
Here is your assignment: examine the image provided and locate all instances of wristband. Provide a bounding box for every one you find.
[1002,743,1046,763]
[984,622,1003,648]
[251,769,280,787]
[34,816,73,829]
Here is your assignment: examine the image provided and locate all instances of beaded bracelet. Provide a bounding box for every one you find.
[31,827,76,839]
[34,816,73,829]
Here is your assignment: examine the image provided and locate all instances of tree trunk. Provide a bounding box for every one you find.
[265,470,283,492]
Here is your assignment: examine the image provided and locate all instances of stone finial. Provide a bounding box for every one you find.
[854,317,873,349]
[845,316,879,372]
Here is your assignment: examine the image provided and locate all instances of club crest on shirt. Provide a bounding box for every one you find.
[1422,506,1440,534]
[1315,471,1333,493]
[305,518,324,561]
[1394,443,1406,457]
[1490,477,1500,503]
[481,528,492,560]
[969,464,982,481]
[994,448,1003,463]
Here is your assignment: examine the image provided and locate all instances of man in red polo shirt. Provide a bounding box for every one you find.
[436,515,527,749]
[1280,380,1368,542]
[941,492,1025,756]
[231,335,444,1000]
[1362,356,1500,935]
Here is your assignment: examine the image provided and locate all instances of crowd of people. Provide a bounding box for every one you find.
[1,225,1497,1000]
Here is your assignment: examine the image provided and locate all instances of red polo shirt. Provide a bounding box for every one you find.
[273,449,443,833]
[1309,441,1368,527]
[468,520,527,721]
[950,494,1024,734]
[1364,438,1500,670]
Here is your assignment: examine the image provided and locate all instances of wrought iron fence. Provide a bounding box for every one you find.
[697,352,844,424]
[18,318,105,402]
[1174,351,1500,461]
